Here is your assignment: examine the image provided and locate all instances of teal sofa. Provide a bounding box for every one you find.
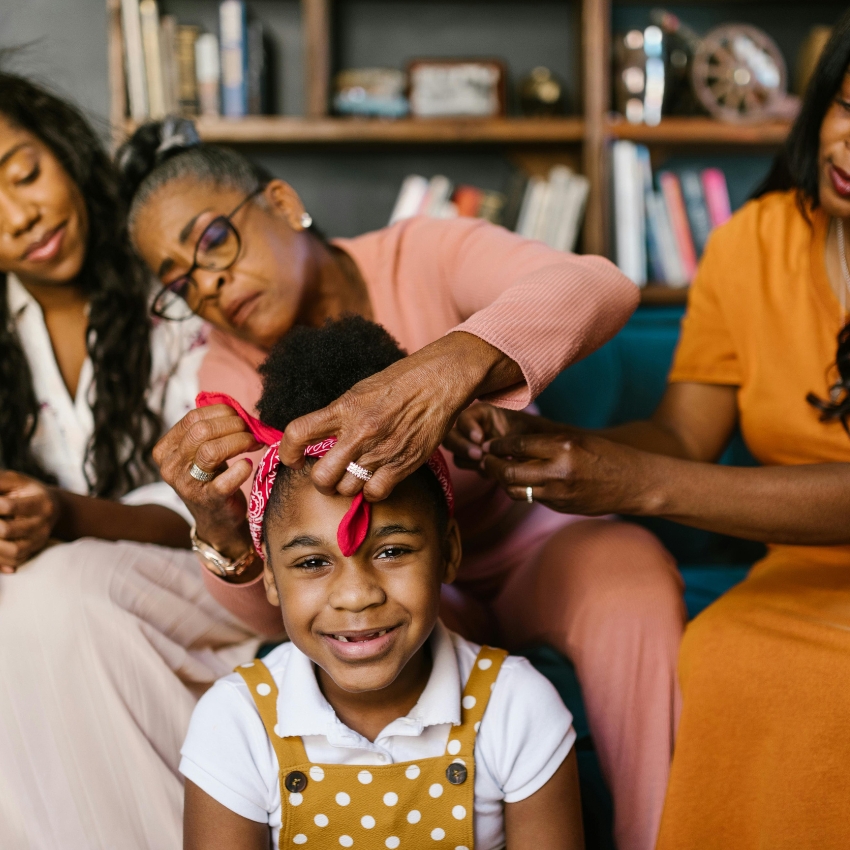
[526,305,762,849]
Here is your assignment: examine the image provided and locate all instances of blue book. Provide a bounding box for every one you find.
[635,145,665,283]
[220,0,248,117]
[679,169,713,258]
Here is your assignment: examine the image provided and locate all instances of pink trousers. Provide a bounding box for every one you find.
[441,507,685,850]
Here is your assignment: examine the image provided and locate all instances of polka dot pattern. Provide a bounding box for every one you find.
[235,645,508,850]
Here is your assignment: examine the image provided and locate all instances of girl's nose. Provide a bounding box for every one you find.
[327,564,386,613]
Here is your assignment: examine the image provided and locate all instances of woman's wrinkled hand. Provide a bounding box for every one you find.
[444,403,564,471]
[480,430,659,517]
[277,333,518,502]
[153,404,262,558]
[0,471,59,572]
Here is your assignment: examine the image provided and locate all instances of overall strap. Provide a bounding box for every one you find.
[236,660,309,768]
[445,646,508,758]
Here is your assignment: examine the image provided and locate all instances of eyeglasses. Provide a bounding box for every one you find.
[152,186,264,321]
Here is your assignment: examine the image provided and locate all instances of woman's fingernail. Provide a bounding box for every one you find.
[471,428,483,442]
[245,458,253,469]
[482,440,492,453]
[468,446,482,460]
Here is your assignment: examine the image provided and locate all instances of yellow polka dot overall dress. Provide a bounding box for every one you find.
[237,645,507,849]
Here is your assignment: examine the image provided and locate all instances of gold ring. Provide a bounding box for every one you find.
[190,462,216,483]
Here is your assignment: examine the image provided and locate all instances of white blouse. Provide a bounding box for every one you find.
[6,273,206,521]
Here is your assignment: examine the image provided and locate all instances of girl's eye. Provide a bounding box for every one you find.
[376,546,410,560]
[837,98,850,114]
[296,556,330,571]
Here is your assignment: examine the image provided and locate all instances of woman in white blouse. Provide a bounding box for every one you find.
[0,74,259,848]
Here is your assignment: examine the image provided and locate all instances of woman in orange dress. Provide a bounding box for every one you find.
[449,11,850,847]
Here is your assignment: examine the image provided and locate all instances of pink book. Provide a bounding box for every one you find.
[658,172,698,280]
[701,168,732,229]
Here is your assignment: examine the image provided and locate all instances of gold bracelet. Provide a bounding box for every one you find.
[190,525,256,579]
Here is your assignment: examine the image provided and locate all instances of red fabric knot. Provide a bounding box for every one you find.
[194,393,454,559]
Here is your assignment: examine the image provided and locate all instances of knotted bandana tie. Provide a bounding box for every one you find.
[195,392,454,559]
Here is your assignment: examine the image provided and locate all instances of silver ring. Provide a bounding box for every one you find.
[346,461,373,482]
[526,486,534,503]
[190,462,217,483]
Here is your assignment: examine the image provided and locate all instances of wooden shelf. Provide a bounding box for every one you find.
[606,116,792,146]
[640,284,689,305]
[125,116,586,145]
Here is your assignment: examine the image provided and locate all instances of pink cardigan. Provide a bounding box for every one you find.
[197,216,639,634]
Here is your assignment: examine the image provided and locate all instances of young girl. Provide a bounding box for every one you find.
[180,316,583,850]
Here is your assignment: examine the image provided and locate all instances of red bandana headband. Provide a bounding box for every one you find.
[196,392,454,559]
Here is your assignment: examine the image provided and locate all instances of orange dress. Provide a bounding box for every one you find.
[657,190,850,849]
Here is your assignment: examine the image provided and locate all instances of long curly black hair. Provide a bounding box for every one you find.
[0,73,161,496]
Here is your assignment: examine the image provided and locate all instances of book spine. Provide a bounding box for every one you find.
[554,174,589,253]
[515,176,545,237]
[542,165,572,249]
[701,168,732,229]
[389,175,429,225]
[658,171,697,281]
[159,15,180,115]
[176,26,200,115]
[195,33,221,117]
[139,0,165,119]
[220,0,248,118]
[120,0,148,121]
[247,20,265,115]
[679,169,712,257]
[612,140,646,285]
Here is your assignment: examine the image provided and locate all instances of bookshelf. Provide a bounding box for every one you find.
[106,0,842,306]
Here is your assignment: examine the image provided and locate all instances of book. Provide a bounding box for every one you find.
[389,175,429,224]
[612,140,646,285]
[120,0,148,121]
[195,33,221,117]
[658,171,697,281]
[541,165,573,248]
[247,19,266,115]
[634,145,665,283]
[421,175,455,218]
[646,191,687,286]
[680,169,712,258]
[220,0,248,118]
[159,15,180,115]
[453,185,484,218]
[701,168,732,230]
[176,25,200,115]
[516,176,547,240]
[554,173,589,252]
[501,172,529,233]
[139,0,166,120]
[477,190,505,224]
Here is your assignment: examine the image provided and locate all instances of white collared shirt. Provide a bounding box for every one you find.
[6,274,206,518]
[180,622,576,850]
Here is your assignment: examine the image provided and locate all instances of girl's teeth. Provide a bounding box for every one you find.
[333,629,389,642]
[337,636,349,642]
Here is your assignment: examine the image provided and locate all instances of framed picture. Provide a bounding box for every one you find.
[407,59,507,118]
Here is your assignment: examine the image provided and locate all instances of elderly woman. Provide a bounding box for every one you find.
[456,11,850,848]
[120,122,683,850]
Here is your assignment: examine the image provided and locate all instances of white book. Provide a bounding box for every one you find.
[195,33,221,117]
[139,0,166,119]
[389,175,429,225]
[612,140,647,286]
[120,0,149,121]
[423,175,454,218]
[554,173,590,253]
[541,165,572,249]
[516,177,547,239]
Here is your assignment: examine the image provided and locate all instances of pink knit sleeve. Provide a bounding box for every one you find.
[437,219,640,409]
[200,568,285,637]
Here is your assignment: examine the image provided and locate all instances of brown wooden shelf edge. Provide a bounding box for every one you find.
[607,116,791,145]
[639,284,690,305]
[121,115,586,145]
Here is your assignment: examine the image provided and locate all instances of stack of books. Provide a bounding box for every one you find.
[120,0,267,122]
[389,166,589,254]
[611,140,733,287]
